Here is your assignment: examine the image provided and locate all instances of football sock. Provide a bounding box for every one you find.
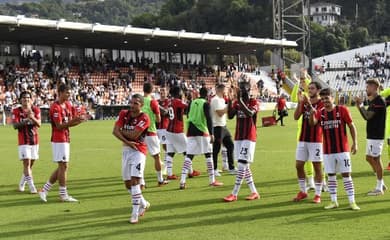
[166,154,173,176]
[376,179,384,191]
[156,171,163,183]
[59,186,68,199]
[315,182,322,196]
[206,156,215,183]
[25,175,35,189]
[298,178,307,193]
[232,162,246,195]
[131,185,142,216]
[42,181,53,193]
[328,175,337,202]
[244,165,257,193]
[19,174,26,188]
[343,176,355,203]
[180,157,192,184]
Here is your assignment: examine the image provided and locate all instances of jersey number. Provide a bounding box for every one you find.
[315,149,320,157]
[167,107,175,120]
[344,159,350,168]
[240,147,248,156]
[136,163,141,171]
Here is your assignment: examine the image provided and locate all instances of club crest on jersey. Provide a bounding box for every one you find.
[237,110,247,118]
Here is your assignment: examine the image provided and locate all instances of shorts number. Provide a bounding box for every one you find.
[343,159,350,167]
[162,136,166,141]
[136,163,141,171]
[168,107,175,120]
[315,148,320,157]
[240,147,248,156]
[370,145,373,152]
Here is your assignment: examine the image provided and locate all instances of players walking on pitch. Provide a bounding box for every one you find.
[113,94,151,224]
[39,84,86,203]
[12,91,41,194]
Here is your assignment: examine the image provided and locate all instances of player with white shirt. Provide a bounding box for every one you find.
[210,84,236,175]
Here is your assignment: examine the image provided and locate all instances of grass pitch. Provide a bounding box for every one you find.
[0,108,389,240]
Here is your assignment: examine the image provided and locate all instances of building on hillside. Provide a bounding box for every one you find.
[309,2,341,27]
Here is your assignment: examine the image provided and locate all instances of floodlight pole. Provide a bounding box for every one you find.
[273,0,311,72]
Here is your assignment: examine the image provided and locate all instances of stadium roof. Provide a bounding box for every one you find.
[0,15,297,55]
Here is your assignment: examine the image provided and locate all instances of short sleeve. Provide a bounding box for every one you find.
[151,99,160,115]
[34,107,41,120]
[12,108,20,123]
[341,106,352,124]
[134,114,150,132]
[115,110,126,127]
[50,105,62,124]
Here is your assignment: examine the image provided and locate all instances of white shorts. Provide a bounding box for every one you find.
[122,147,146,180]
[166,132,187,153]
[145,135,160,156]
[52,142,70,162]
[366,139,384,157]
[157,129,169,144]
[186,136,212,155]
[295,142,323,162]
[18,145,39,160]
[234,140,256,163]
[323,152,352,174]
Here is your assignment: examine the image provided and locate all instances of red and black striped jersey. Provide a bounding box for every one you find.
[12,106,40,145]
[315,105,352,154]
[299,100,323,143]
[232,99,258,141]
[158,98,170,130]
[167,98,187,133]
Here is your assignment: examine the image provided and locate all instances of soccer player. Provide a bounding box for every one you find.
[165,86,200,180]
[157,87,170,174]
[39,84,85,203]
[112,94,150,224]
[210,84,236,176]
[224,82,260,202]
[293,82,324,203]
[309,88,360,210]
[142,82,168,186]
[12,91,41,194]
[355,78,387,195]
[179,87,224,189]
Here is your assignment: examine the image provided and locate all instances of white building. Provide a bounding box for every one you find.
[310,2,341,27]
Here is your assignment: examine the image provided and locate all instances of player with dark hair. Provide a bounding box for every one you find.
[210,84,236,175]
[310,88,360,210]
[39,84,86,202]
[179,87,223,189]
[142,82,168,186]
[113,94,151,224]
[293,81,324,203]
[224,82,260,202]
[165,86,200,180]
[12,91,41,193]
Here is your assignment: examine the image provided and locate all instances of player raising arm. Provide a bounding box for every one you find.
[223,82,260,202]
